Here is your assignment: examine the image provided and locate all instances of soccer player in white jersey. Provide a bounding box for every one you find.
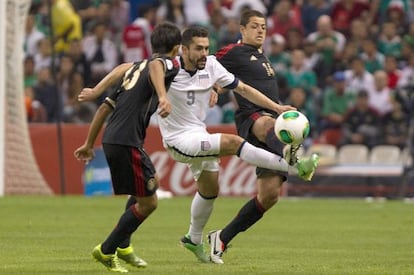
[78,25,319,264]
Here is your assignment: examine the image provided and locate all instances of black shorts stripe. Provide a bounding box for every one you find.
[168,145,219,159]
[131,147,145,197]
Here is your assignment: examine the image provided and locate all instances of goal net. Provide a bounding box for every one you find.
[0,0,51,195]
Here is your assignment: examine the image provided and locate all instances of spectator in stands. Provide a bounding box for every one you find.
[122,4,155,62]
[220,0,267,18]
[348,18,369,52]
[344,56,375,94]
[217,16,241,48]
[51,0,82,53]
[397,52,414,88]
[330,0,370,37]
[24,56,37,89]
[340,90,380,148]
[82,21,119,88]
[56,54,84,122]
[307,15,346,85]
[207,9,226,54]
[34,38,52,73]
[110,0,131,47]
[25,13,45,57]
[282,49,319,98]
[285,86,318,138]
[156,0,187,30]
[33,67,61,122]
[377,21,402,58]
[334,41,359,73]
[71,0,100,33]
[267,34,290,75]
[384,55,401,89]
[320,71,356,131]
[66,39,92,87]
[380,94,409,149]
[267,0,303,38]
[367,70,393,116]
[183,0,210,26]
[301,0,332,36]
[383,0,408,34]
[285,27,304,51]
[360,38,385,73]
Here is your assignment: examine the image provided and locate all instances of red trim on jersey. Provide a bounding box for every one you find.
[131,148,145,196]
[249,112,261,121]
[215,43,241,59]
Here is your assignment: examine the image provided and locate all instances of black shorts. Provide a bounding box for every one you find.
[236,110,287,180]
[103,143,158,197]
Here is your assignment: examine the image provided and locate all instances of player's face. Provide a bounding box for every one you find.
[240,16,267,48]
[185,37,209,70]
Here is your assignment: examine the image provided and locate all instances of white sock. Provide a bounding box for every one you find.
[188,192,215,244]
[238,141,290,172]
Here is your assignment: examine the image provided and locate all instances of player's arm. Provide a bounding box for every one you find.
[74,100,114,163]
[234,81,296,114]
[148,59,171,118]
[78,62,133,102]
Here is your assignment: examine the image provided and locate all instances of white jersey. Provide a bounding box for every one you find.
[159,55,236,145]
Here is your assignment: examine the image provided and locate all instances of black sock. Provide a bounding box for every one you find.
[118,196,137,248]
[101,205,146,254]
[265,127,284,154]
[220,197,265,245]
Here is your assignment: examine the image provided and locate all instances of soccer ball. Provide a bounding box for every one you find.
[274,111,310,145]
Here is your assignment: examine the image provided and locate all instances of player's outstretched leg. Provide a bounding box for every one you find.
[116,245,147,268]
[180,234,210,263]
[92,244,128,273]
[207,230,226,264]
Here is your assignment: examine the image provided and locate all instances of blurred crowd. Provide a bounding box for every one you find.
[24,0,413,149]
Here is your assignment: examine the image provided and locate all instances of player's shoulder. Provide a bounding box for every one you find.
[216,43,245,59]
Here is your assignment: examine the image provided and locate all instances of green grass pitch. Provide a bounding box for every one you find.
[0,196,413,274]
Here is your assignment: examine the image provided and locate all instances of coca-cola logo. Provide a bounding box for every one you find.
[150,151,257,196]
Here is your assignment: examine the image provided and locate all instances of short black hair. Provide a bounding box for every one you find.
[240,9,265,26]
[151,22,182,54]
[182,26,209,48]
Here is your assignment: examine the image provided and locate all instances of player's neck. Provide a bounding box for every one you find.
[181,56,197,75]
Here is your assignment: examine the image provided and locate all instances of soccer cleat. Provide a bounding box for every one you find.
[283,144,301,165]
[180,234,210,263]
[207,230,226,264]
[92,244,128,273]
[297,153,319,181]
[116,246,147,268]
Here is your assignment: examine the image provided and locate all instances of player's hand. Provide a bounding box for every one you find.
[74,145,95,164]
[209,90,218,107]
[276,104,296,114]
[158,96,171,118]
[78,88,98,102]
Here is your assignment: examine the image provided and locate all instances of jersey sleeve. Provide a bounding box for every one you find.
[210,56,238,89]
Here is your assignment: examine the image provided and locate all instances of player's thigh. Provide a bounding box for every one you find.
[251,115,276,142]
[166,132,221,162]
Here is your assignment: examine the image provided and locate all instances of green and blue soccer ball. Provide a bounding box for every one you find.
[274,111,310,145]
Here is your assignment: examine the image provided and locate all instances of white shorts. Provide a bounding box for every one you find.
[164,132,221,181]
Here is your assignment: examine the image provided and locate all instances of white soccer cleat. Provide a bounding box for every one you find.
[283,144,301,165]
[207,230,226,264]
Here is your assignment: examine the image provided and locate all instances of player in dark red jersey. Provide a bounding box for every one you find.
[208,10,318,264]
[74,22,181,273]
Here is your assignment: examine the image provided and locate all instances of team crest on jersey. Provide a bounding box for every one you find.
[201,141,211,151]
[250,55,258,61]
[198,74,210,87]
